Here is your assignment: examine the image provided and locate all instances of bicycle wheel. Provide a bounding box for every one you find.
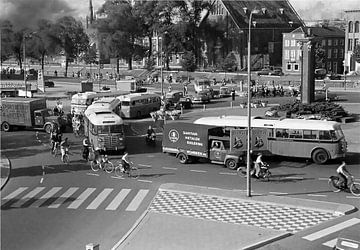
[63,154,70,164]
[130,168,139,179]
[237,166,247,177]
[115,166,125,177]
[328,176,341,192]
[91,161,101,172]
[104,161,114,173]
[350,182,360,196]
[263,171,271,182]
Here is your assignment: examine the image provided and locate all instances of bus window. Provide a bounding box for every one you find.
[97,125,109,134]
[335,129,343,139]
[276,129,289,138]
[122,101,130,106]
[303,130,316,139]
[132,101,136,106]
[110,125,123,134]
[319,131,332,140]
[289,129,302,139]
[267,129,274,138]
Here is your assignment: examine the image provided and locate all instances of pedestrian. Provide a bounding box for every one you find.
[231,88,235,101]
[184,85,188,95]
[54,70,58,77]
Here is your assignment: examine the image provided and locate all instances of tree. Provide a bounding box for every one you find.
[181,50,196,72]
[0,20,15,64]
[80,44,98,65]
[222,51,237,72]
[354,44,360,63]
[53,16,89,76]
[314,43,326,69]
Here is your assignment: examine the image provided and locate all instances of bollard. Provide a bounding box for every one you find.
[203,104,206,111]
[181,106,183,114]
[86,243,99,250]
[230,102,233,108]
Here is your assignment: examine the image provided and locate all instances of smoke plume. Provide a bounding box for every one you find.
[0,0,76,29]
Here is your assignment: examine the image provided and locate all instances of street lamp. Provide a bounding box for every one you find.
[246,9,260,197]
[160,31,168,97]
[23,32,35,98]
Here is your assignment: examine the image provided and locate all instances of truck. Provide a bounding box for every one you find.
[1,97,69,133]
[115,79,147,93]
[162,122,246,170]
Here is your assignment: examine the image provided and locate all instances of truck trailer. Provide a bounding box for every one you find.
[162,122,246,169]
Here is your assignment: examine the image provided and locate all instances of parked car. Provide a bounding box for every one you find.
[296,89,339,101]
[219,86,231,97]
[44,80,55,88]
[192,90,211,103]
[314,68,327,79]
[165,91,192,109]
[269,68,284,76]
[325,73,341,80]
[257,68,272,76]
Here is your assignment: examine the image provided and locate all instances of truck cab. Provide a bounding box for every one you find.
[34,108,69,133]
[209,137,243,170]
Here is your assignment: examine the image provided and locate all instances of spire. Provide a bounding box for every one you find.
[89,0,94,24]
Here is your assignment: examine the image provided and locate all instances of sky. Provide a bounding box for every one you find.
[1,0,359,29]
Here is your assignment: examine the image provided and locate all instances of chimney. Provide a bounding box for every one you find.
[279,8,284,15]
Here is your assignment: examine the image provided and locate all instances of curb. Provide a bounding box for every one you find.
[1,156,11,190]
[242,232,292,250]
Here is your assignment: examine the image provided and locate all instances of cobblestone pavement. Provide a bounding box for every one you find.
[150,190,339,234]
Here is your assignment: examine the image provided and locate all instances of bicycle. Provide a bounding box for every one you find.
[328,175,360,196]
[51,141,60,157]
[61,147,70,164]
[91,155,114,173]
[114,161,138,179]
[237,162,271,181]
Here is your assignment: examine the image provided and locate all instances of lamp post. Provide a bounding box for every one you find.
[23,35,27,97]
[246,9,259,197]
[160,34,164,97]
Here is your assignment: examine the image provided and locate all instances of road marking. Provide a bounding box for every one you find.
[2,187,28,200]
[219,172,237,176]
[138,164,152,168]
[86,173,99,176]
[67,188,96,209]
[208,187,221,190]
[322,239,337,248]
[30,187,62,207]
[111,176,124,180]
[105,189,131,211]
[284,176,304,180]
[86,188,113,210]
[269,192,288,195]
[302,218,360,241]
[318,178,329,181]
[11,187,46,208]
[190,170,207,173]
[162,167,177,170]
[125,189,149,211]
[48,187,79,208]
[307,194,327,197]
[137,179,152,183]
[346,196,360,199]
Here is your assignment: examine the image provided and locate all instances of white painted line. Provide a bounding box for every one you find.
[322,239,337,248]
[30,187,62,207]
[137,179,152,183]
[86,188,113,210]
[48,187,79,208]
[208,187,221,190]
[190,170,207,173]
[307,194,327,197]
[302,218,360,241]
[86,173,99,176]
[284,176,304,180]
[162,167,177,170]
[111,176,124,180]
[11,187,46,208]
[45,166,55,170]
[63,169,72,172]
[105,189,131,211]
[147,155,155,158]
[219,172,237,176]
[40,178,44,184]
[67,188,96,209]
[2,187,28,200]
[138,164,152,168]
[125,189,149,211]
[269,192,288,195]
[346,196,360,199]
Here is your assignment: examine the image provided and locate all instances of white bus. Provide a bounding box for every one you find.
[118,93,161,118]
[194,116,347,164]
[194,79,211,93]
[84,108,126,152]
[71,90,128,115]
[88,97,122,116]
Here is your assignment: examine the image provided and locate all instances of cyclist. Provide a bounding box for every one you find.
[146,125,156,141]
[336,161,352,189]
[93,145,103,166]
[60,137,70,162]
[82,137,91,160]
[121,152,131,174]
[254,153,264,178]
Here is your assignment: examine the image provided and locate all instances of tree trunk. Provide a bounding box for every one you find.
[65,57,68,77]
[116,58,119,74]
[148,35,152,61]
[128,57,132,70]
[41,53,45,72]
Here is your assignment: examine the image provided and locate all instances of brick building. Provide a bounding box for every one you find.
[344,10,360,73]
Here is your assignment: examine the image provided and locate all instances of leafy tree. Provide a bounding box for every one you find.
[181,50,196,72]
[53,16,89,76]
[0,20,15,64]
[81,44,98,65]
[314,43,326,69]
[222,51,237,72]
[354,44,360,63]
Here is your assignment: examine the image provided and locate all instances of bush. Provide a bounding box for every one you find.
[181,51,197,72]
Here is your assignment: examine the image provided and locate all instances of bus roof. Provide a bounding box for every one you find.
[119,93,160,101]
[194,116,341,131]
[71,90,129,100]
[85,110,123,125]
[71,92,97,100]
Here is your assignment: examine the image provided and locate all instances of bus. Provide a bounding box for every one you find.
[194,79,212,93]
[194,116,347,164]
[83,107,126,152]
[118,93,161,118]
[71,90,128,115]
[89,97,122,116]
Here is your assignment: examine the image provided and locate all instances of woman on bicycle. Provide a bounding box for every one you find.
[336,161,352,189]
[60,137,70,163]
[121,152,131,173]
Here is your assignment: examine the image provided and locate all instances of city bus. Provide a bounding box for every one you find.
[194,116,347,164]
[83,107,126,152]
[118,93,161,118]
[89,97,122,116]
[71,90,127,115]
[194,79,212,93]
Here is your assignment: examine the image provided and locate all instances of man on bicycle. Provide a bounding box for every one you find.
[60,137,70,162]
[121,152,131,174]
[337,161,352,189]
[93,145,104,166]
[254,153,264,178]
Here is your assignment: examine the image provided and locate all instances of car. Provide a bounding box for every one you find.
[325,73,341,80]
[314,89,339,101]
[219,86,231,97]
[334,224,360,250]
[44,80,55,88]
[269,68,284,76]
[192,90,211,103]
[315,68,327,79]
[165,91,192,109]
[257,68,272,76]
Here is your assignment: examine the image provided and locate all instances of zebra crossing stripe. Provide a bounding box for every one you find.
[302,218,360,241]
[30,187,62,208]
[67,188,96,209]
[125,189,149,211]
[105,189,131,211]
[86,188,113,210]
[322,239,337,247]
[2,187,28,200]
[48,187,79,208]
[11,187,46,208]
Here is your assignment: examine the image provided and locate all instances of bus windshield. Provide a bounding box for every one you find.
[96,125,123,134]
[121,101,130,106]
[71,99,87,105]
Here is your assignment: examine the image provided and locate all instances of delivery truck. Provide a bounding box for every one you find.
[162,122,246,169]
[1,97,69,133]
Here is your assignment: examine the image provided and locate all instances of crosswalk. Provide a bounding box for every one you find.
[1,186,150,212]
[302,217,360,248]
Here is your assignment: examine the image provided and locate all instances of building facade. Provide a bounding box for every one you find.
[282,26,345,75]
[344,10,360,73]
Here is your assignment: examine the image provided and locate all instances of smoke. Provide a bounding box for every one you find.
[0,0,76,29]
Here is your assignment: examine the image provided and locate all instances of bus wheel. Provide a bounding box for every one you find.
[44,124,52,134]
[178,153,188,164]
[312,149,329,164]
[1,122,11,132]
[225,159,237,170]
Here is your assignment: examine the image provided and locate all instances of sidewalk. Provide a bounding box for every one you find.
[0,155,11,190]
[113,183,356,250]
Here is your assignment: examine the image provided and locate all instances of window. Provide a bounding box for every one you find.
[333,62,338,74]
[348,39,353,51]
[284,50,290,59]
[303,130,316,139]
[328,39,332,46]
[334,39,338,46]
[290,40,296,47]
[321,39,326,46]
[296,49,302,60]
[355,39,359,46]
[285,39,290,47]
[327,61,332,71]
[290,50,296,60]
[294,63,300,71]
[319,131,332,140]
[333,49,338,58]
[349,21,353,33]
[355,21,359,33]
[286,63,292,71]
[289,129,302,138]
[275,129,289,138]
[327,49,332,59]
[339,49,344,58]
[339,39,344,46]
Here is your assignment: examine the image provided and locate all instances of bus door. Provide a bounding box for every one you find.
[209,140,227,162]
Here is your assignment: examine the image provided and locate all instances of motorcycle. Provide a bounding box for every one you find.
[237,162,271,181]
[145,133,156,145]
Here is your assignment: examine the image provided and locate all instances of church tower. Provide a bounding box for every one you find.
[86,0,94,29]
